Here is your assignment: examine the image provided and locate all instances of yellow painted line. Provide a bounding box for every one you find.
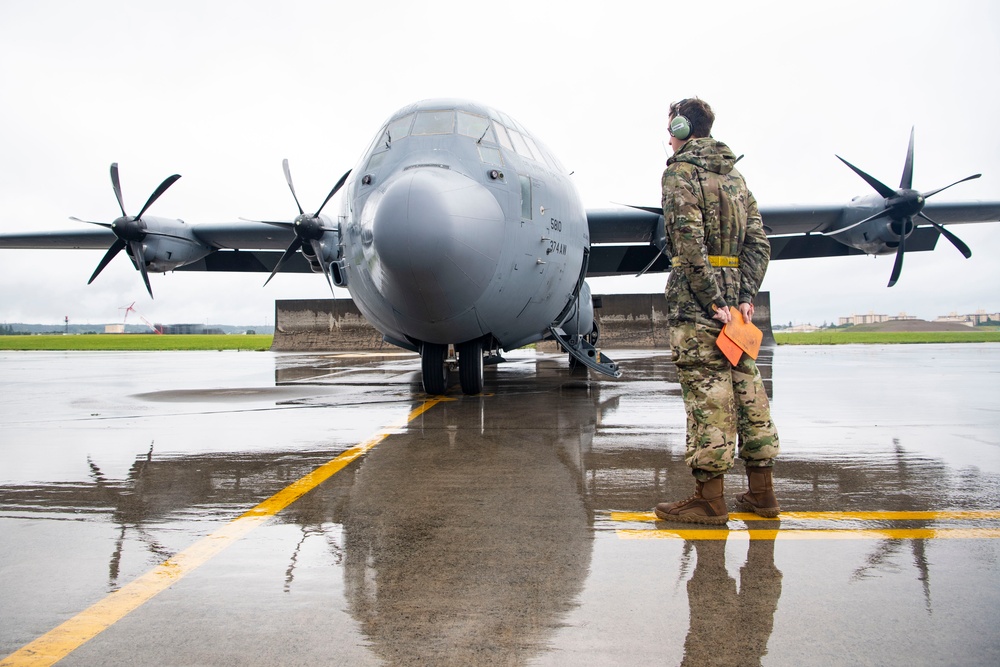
[618,528,1000,541]
[1,397,446,667]
[611,510,1000,523]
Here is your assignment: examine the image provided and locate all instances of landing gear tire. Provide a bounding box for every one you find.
[421,343,449,395]
[457,339,484,395]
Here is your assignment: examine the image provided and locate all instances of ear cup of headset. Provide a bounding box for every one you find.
[669,115,692,140]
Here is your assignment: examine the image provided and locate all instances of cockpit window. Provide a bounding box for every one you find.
[412,110,455,135]
[522,135,544,162]
[366,150,388,170]
[457,112,495,143]
[508,129,537,160]
[498,111,518,131]
[478,145,503,166]
[386,114,414,144]
[493,123,514,151]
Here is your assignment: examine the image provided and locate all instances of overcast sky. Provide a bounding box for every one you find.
[1,0,998,327]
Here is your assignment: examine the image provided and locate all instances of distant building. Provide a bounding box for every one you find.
[104,324,125,334]
[156,324,225,335]
[935,310,1000,326]
[837,311,917,326]
[784,323,821,333]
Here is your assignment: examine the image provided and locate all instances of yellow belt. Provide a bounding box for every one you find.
[671,255,739,268]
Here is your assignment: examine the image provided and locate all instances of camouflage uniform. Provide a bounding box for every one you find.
[662,137,780,482]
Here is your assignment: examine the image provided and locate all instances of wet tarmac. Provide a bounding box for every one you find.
[1,344,999,666]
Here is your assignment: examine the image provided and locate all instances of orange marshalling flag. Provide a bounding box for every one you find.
[716,306,763,365]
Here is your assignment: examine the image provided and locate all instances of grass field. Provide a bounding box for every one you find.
[773,330,1000,345]
[2,331,999,351]
[0,334,274,351]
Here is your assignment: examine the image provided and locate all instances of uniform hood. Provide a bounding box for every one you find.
[668,137,737,175]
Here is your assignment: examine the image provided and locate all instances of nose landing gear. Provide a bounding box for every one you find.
[456,339,484,395]
[420,343,450,395]
[420,339,486,396]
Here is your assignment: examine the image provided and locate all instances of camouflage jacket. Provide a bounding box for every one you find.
[661,137,770,325]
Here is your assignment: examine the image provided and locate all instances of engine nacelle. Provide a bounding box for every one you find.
[837,215,915,255]
[299,234,339,269]
[131,216,213,272]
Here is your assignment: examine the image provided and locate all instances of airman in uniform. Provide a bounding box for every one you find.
[654,98,781,524]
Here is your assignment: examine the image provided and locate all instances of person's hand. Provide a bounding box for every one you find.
[712,305,732,324]
[739,302,754,323]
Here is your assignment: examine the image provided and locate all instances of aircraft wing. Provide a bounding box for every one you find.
[0,227,116,249]
[585,200,1000,276]
[170,222,315,273]
[0,220,315,273]
[182,221,294,251]
[174,249,313,273]
[0,221,296,251]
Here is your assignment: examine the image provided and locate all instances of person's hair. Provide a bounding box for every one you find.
[670,97,715,138]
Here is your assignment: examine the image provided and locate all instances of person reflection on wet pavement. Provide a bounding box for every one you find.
[679,534,782,667]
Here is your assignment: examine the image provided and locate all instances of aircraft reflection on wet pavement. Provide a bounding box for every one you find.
[2,347,999,665]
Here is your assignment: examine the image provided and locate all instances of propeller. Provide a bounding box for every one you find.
[256,159,351,294]
[828,128,978,287]
[72,163,181,298]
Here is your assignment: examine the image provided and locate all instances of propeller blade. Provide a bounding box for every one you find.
[238,217,294,228]
[310,240,338,296]
[314,170,352,217]
[110,163,127,217]
[263,238,303,287]
[129,241,153,298]
[635,248,664,277]
[918,212,972,258]
[72,216,112,228]
[822,207,892,236]
[135,174,181,220]
[887,218,908,287]
[623,204,663,215]
[837,156,896,199]
[88,238,126,284]
[282,159,305,215]
[921,173,981,199]
[900,127,915,190]
[254,162,350,289]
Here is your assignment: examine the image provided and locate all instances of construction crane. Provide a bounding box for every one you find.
[119,302,162,334]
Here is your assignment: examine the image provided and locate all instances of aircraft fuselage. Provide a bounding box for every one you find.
[336,99,590,355]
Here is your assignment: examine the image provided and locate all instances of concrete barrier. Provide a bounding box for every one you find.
[271,299,388,351]
[272,292,774,351]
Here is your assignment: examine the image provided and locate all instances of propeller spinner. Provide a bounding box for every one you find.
[256,160,351,294]
[72,163,181,298]
[830,128,978,287]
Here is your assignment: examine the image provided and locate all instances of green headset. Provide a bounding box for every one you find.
[668,105,692,140]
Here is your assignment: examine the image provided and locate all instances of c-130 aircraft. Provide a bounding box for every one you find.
[2,98,999,395]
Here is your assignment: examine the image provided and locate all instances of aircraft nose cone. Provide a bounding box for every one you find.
[370,167,505,323]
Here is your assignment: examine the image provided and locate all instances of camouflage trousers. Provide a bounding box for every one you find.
[669,321,780,481]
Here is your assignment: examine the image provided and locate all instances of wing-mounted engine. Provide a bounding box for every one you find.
[72,163,212,298]
[823,128,978,286]
[248,159,351,294]
[824,196,934,258]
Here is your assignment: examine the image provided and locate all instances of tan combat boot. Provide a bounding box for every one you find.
[735,467,780,518]
[654,476,729,525]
